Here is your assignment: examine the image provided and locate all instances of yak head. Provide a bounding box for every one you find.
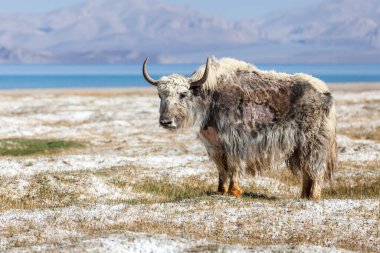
[143,57,210,130]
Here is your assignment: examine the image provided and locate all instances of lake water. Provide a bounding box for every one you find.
[0,64,379,89]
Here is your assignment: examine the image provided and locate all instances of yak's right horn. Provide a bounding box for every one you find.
[142,58,159,86]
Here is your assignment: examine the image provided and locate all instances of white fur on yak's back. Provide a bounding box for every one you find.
[191,57,331,94]
[190,57,255,91]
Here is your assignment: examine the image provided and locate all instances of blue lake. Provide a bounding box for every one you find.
[0,64,379,89]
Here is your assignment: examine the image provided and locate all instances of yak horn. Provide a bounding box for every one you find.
[142,58,159,86]
[190,57,210,88]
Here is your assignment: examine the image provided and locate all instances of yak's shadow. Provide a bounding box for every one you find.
[242,192,278,201]
[206,191,278,201]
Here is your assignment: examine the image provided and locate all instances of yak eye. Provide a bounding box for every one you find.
[179,92,188,99]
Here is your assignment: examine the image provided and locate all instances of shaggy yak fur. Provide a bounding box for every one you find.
[143,56,337,199]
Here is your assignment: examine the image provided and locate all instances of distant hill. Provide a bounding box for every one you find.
[246,0,380,63]
[0,0,379,63]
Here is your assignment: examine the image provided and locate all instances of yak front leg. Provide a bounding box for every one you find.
[199,127,228,194]
[218,168,228,194]
[211,149,228,194]
[228,173,243,197]
[227,159,243,197]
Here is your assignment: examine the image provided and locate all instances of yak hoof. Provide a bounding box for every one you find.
[301,194,321,201]
[228,185,243,197]
[301,182,322,200]
[217,185,228,195]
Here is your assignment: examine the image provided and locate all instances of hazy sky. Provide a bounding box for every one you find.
[0,0,324,20]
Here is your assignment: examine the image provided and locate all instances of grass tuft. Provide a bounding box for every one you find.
[0,138,84,156]
[133,176,213,202]
[323,176,380,199]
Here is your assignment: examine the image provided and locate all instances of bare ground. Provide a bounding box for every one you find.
[0,83,379,252]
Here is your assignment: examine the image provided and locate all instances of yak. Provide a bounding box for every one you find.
[143,56,337,200]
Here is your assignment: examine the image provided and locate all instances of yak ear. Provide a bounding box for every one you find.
[189,84,202,96]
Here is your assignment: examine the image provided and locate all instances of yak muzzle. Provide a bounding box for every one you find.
[159,116,177,129]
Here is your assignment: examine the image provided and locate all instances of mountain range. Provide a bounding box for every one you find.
[0,0,379,64]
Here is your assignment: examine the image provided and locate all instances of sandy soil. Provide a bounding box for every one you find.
[0,83,379,252]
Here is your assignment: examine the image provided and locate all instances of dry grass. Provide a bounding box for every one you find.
[0,167,123,211]
[0,173,82,210]
[339,126,380,142]
[2,162,377,212]
[0,167,208,211]
[335,160,380,174]
[133,176,214,202]
[244,161,380,200]
[324,161,380,199]
[323,176,380,199]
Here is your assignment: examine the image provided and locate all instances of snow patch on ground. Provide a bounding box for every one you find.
[337,135,380,162]
[0,154,212,180]
[0,155,136,177]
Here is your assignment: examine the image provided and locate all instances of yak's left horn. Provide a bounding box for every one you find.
[143,58,159,86]
[190,57,210,88]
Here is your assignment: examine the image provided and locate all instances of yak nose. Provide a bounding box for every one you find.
[160,116,175,128]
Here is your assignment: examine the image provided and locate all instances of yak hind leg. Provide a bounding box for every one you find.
[300,141,330,200]
[291,148,323,200]
[301,170,322,200]
[301,171,312,199]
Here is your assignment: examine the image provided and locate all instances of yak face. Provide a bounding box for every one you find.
[157,74,194,129]
[143,58,210,130]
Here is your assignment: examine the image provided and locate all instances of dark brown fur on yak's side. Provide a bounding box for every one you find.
[143,57,337,200]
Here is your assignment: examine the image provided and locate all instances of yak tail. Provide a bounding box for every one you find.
[326,135,337,180]
[322,92,334,114]
[324,100,337,182]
